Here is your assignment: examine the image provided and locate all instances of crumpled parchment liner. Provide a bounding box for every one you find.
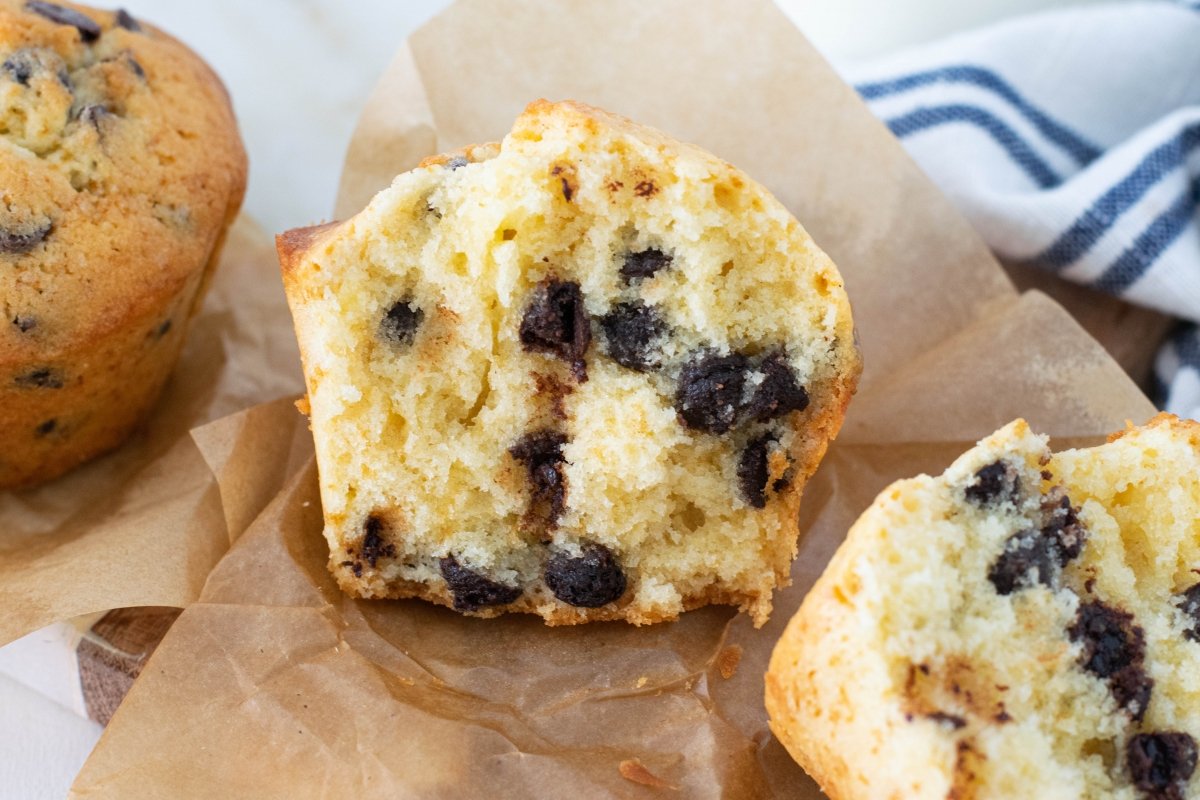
[71,0,1156,796]
[0,217,304,646]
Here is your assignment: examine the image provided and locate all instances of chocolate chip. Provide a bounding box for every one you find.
[620,248,672,282]
[0,221,52,254]
[743,353,809,423]
[519,279,590,381]
[339,559,363,578]
[379,298,423,347]
[26,1,102,42]
[550,165,575,201]
[1068,600,1153,720]
[34,418,56,437]
[12,315,37,333]
[1040,488,1085,561]
[509,430,567,525]
[154,319,172,339]
[114,8,141,32]
[988,491,1085,595]
[15,367,63,388]
[1177,583,1200,643]
[988,529,1060,595]
[3,48,71,89]
[926,712,967,730]
[675,351,750,434]
[3,51,35,85]
[360,515,395,568]
[124,53,145,79]
[78,104,110,127]
[445,155,468,170]
[965,461,1020,506]
[439,556,522,611]
[1128,733,1197,800]
[544,543,627,607]
[599,301,667,371]
[738,433,781,509]
[1071,601,1144,679]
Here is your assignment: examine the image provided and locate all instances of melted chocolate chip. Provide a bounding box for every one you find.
[1128,733,1197,800]
[509,430,567,525]
[988,529,1060,595]
[519,279,590,381]
[620,248,672,282]
[360,515,395,568]
[675,351,750,434]
[738,433,779,509]
[445,155,468,170]
[0,221,52,254]
[379,298,423,347]
[599,301,666,371]
[965,461,1021,506]
[114,8,141,32]
[1179,584,1200,642]
[26,1,101,42]
[439,556,522,611]
[34,418,57,437]
[12,315,37,333]
[544,543,627,607]
[743,353,809,423]
[1068,600,1153,720]
[15,367,63,389]
[633,180,658,198]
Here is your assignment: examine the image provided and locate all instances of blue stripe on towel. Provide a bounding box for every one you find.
[1031,122,1200,271]
[1173,324,1200,368]
[858,65,1102,165]
[885,104,1061,187]
[1153,325,1199,408]
[1094,173,1200,292]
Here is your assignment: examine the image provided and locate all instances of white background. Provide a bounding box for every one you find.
[0,0,1117,796]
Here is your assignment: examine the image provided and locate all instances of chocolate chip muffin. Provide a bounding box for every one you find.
[766,415,1200,799]
[0,1,246,487]
[278,100,859,626]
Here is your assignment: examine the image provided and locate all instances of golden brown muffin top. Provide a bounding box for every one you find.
[0,0,246,364]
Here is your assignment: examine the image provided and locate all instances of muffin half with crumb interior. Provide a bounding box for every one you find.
[767,414,1200,799]
[277,100,859,625]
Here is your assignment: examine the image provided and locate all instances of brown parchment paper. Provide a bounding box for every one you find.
[72,0,1158,797]
[0,216,304,646]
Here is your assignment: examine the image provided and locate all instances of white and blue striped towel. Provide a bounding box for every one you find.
[846,0,1200,420]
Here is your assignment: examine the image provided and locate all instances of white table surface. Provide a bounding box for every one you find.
[0,0,1114,796]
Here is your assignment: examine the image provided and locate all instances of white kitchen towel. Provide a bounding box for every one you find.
[846,0,1200,420]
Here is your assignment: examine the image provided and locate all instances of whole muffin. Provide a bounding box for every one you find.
[0,1,247,488]
[279,100,859,626]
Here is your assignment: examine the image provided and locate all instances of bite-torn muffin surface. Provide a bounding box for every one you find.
[278,100,859,626]
[767,414,1200,799]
